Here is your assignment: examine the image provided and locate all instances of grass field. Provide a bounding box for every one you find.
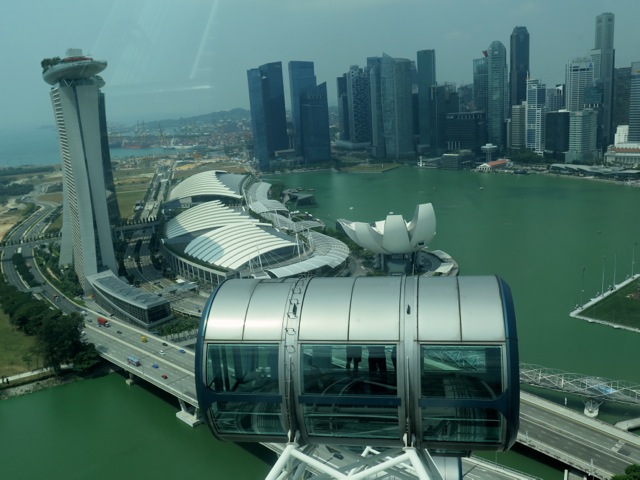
[114,183,149,219]
[0,310,40,377]
[581,277,640,329]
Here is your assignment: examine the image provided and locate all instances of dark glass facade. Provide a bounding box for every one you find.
[509,26,529,112]
[300,82,331,163]
[445,111,487,153]
[544,111,570,159]
[288,61,317,155]
[247,62,288,171]
[417,49,436,149]
[336,74,350,141]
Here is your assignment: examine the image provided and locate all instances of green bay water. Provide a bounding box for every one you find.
[3,166,640,479]
[270,167,640,381]
[0,374,273,480]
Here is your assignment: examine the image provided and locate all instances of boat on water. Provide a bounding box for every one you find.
[417,156,437,168]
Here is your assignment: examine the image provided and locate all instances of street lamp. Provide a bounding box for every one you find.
[581,266,586,307]
[601,255,606,297]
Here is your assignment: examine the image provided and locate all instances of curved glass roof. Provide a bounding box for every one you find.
[167,170,244,202]
[165,200,257,240]
[185,223,297,271]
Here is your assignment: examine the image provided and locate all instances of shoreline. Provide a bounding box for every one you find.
[0,364,114,401]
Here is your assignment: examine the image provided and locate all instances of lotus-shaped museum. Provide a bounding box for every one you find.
[337,203,436,255]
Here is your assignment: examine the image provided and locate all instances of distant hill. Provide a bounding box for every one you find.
[144,108,250,130]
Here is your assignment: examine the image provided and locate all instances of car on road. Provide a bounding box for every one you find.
[152,364,159,369]
[179,349,185,354]
[162,342,168,347]
[159,350,165,355]
[116,330,122,334]
[161,374,168,379]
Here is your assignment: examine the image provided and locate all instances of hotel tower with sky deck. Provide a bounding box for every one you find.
[42,48,121,291]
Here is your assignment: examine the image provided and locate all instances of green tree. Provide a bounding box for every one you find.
[37,312,84,372]
[612,464,640,480]
[72,344,102,372]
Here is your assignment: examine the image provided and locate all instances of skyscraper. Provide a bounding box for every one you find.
[510,104,526,150]
[417,49,436,149]
[487,41,508,148]
[629,62,640,142]
[566,109,598,163]
[544,110,570,160]
[300,82,331,163]
[42,49,120,290]
[526,78,546,153]
[510,26,530,112]
[288,61,317,155]
[368,56,386,158]
[346,65,372,143]
[473,56,488,114]
[247,62,288,171]
[565,58,594,112]
[380,54,414,158]
[591,12,615,147]
[613,67,631,129]
[336,74,350,141]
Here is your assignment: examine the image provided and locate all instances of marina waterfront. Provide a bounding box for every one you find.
[2,165,640,479]
[267,167,640,383]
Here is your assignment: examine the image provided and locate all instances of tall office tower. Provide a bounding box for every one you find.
[289,61,317,155]
[42,49,120,290]
[487,41,508,148]
[591,13,615,147]
[380,54,415,158]
[629,62,640,142]
[445,111,487,153]
[247,62,288,171]
[566,109,598,163]
[510,104,526,150]
[430,84,459,153]
[544,110,570,160]
[473,56,488,113]
[546,85,565,112]
[457,83,474,111]
[565,58,594,112]
[613,67,631,128]
[300,82,331,163]
[368,56,386,158]
[417,49,436,150]
[346,65,372,143]
[510,26,530,112]
[336,74,350,141]
[526,79,546,153]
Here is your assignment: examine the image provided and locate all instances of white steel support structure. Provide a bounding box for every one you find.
[264,433,446,480]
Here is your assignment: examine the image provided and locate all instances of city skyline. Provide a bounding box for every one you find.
[3,0,640,130]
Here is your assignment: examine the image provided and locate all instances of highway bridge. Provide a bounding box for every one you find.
[80,310,640,480]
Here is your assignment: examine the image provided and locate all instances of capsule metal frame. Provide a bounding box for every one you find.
[195,275,519,455]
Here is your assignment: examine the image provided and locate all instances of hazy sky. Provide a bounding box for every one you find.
[2,0,639,129]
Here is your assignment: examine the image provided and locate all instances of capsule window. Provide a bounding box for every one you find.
[300,344,398,395]
[299,344,401,440]
[206,344,280,394]
[420,345,504,398]
[205,343,284,436]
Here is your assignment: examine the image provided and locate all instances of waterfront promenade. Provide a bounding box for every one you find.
[570,273,640,333]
